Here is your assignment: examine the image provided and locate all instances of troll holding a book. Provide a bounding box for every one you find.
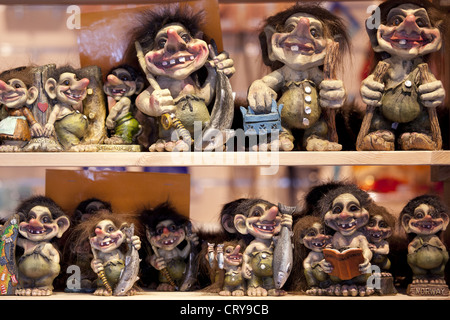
[318,184,374,296]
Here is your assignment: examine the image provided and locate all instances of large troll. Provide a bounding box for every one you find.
[400,195,449,295]
[358,0,446,150]
[131,6,235,152]
[247,3,350,151]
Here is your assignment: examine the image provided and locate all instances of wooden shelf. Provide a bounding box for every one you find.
[0,151,449,167]
[0,0,364,4]
[1,290,448,300]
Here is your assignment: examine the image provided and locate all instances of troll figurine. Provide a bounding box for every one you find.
[207,241,246,296]
[234,202,292,296]
[15,196,70,296]
[44,66,93,151]
[139,202,199,291]
[247,3,350,151]
[103,65,144,146]
[363,203,397,295]
[358,0,446,150]
[74,211,141,296]
[319,184,374,296]
[131,6,235,152]
[63,198,113,293]
[294,215,332,295]
[400,195,449,296]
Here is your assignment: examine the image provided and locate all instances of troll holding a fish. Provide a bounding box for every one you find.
[74,211,141,296]
[234,202,293,296]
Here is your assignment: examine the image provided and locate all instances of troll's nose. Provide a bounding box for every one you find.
[339,210,352,220]
[262,206,279,221]
[76,78,90,90]
[401,14,421,34]
[29,218,43,228]
[293,17,313,38]
[166,28,187,53]
[95,227,105,236]
[0,80,13,92]
[107,74,122,86]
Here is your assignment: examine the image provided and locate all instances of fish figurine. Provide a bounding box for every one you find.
[273,203,295,289]
[114,223,140,296]
[207,243,215,268]
[216,244,224,269]
[196,39,234,151]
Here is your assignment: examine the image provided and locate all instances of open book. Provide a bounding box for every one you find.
[323,248,364,280]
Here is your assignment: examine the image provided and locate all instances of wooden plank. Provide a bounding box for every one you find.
[0,151,448,167]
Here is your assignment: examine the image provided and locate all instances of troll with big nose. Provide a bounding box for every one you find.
[319,185,374,296]
[234,203,292,296]
[44,66,92,151]
[132,7,235,152]
[0,67,44,151]
[247,3,349,151]
[359,0,446,151]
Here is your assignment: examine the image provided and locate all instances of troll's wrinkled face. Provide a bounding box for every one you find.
[324,193,369,236]
[266,13,331,71]
[90,219,125,253]
[235,204,282,240]
[55,72,90,106]
[149,219,186,251]
[104,68,138,101]
[19,205,69,242]
[223,244,243,267]
[300,222,331,253]
[0,78,29,109]
[364,215,392,243]
[376,4,442,59]
[402,203,449,236]
[144,23,209,80]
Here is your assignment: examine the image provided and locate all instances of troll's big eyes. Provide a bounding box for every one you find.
[41,216,52,224]
[310,28,319,38]
[251,207,264,217]
[391,16,403,26]
[332,205,343,214]
[157,39,167,49]
[181,34,191,43]
[414,210,425,219]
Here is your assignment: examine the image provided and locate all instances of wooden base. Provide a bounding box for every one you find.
[407,283,449,296]
[376,276,397,296]
[96,144,142,152]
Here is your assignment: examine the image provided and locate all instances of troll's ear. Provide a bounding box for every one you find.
[221,213,237,234]
[56,216,70,238]
[401,213,413,233]
[234,214,248,235]
[45,78,57,99]
[263,25,277,62]
[26,86,39,105]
